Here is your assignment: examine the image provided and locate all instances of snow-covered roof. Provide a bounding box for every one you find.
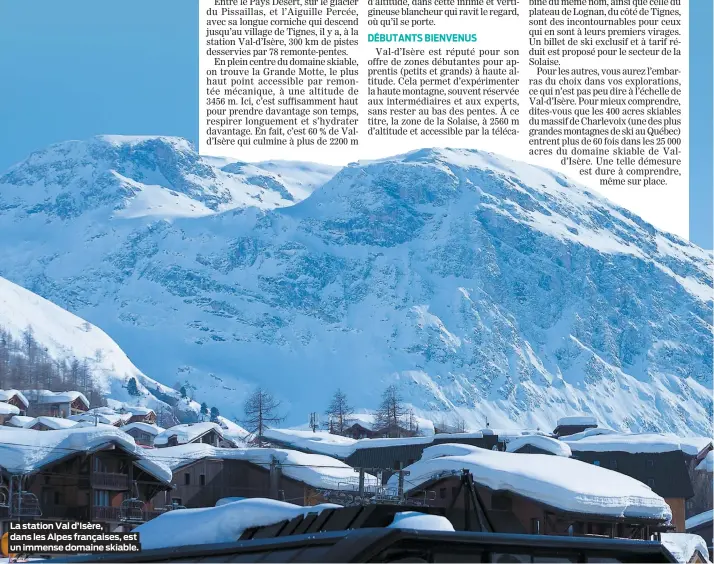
[154,422,224,446]
[122,422,164,436]
[560,427,617,441]
[27,416,78,430]
[345,412,436,436]
[216,497,245,507]
[214,416,250,445]
[686,510,714,531]
[388,444,672,522]
[70,409,131,426]
[556,416,598,428]
[505,435,572,457]
[660,533,711,563]
[22,389,90,407]
[144,443,378,491]
[4,415,34,427]
[120,405,155,416]
[0,426,171,483]
[0,389,29,408]
[0,402,20,416]
[134,499,340,550]
[563,433,696,454]
[264,428,488,458]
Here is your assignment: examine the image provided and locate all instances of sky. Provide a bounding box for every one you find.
[0,1,711,248]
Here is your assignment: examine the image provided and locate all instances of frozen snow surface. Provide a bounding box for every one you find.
[0,139,711,434]
[388,444,672,521]
[388,511,455,532]
[134,498,341,550]
[661,533,712,563]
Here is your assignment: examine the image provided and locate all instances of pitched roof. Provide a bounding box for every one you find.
[0,389,29,408]
[0,402,20,416]
[154,422,224,447]
[0,426,171,483]
[27,416,78,430]
[388,444,672,522]
[122,422,164,436]
[22,389,90,407]
[506,435,572,457]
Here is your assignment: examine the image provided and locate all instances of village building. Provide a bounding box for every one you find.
[122,422,165,448]
[143,443,377,509]
[552,415,598,438]
[4,415,34,428]
[563,433,696,532]
[154,422,237,449]
[391,444,673,540]
[685,442,713,520]
[23,389,90,418]
[0,426,172,535]
[0,402,19,426]
[120,406,157,425]
[25,416,78,431]
[685,510,713,560]
[0,390,29,416]
[70,407,132,427]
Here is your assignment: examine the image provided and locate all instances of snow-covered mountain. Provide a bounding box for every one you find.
[0,137,711,435]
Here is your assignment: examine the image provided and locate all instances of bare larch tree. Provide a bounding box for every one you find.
[243,387,285,446]
[326,389,354,434]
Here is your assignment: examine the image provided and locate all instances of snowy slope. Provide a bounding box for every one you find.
[0,142,711,434]
[0,275,195,415]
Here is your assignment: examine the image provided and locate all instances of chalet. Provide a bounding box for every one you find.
[26,416,79,431]
[0,402,19,426]
[392,444,673,541]
[0,389,29,416]
[23,389,90,418]
[144,444,377,510]
[71,407,132,427]
[686,510,713,560]
[0,426,172,535]
[552,415,598,438]
[342,421,378,440]
[565,433,696,532]
[154,422,235,449]
[120,406,157,425]
[4,415,34,428]
[264,428,499,484]
[122,423,164,448]
[685,442,713,520]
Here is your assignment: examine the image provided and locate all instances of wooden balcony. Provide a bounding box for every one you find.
[93,506,122,521]
[91,472,130,490]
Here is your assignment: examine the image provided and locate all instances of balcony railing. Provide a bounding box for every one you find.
[91,472,130,490]
[92,506,165,523]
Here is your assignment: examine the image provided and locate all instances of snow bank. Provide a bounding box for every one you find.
[556,416,598,427]
[389,444,671,521]
[506,435,572,457]
[388,512,455,532]
[661,533,711,563]
[154,422,224,446]
[686,510,713,531]
[0,426,171,483]
[134,498,341,550]
[564,433,693,454]
[144,443,377,491]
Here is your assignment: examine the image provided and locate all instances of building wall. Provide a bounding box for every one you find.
[665,497,686,533]
[686,468,713,519]
[159,459,310,509]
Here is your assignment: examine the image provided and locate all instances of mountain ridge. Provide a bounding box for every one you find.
[0,137,711,435]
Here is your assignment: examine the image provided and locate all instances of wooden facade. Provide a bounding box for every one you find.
[0,445,170,535]
[27,396,89,418]
[685,444,713,520]
[124,427,157,448]
[161,428,222,448]
[127,411,156,425]
[152,458,326,509]
[406,474,668,540]
[570,449,694,532]
[1,393,28,415]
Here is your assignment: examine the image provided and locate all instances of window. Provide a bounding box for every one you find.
[184,472,191,485]
[593,460,601,466]
[439,487,447,499]
[94,490,110,507]
[609,459,617,470]
[647,478,655,488]
[646,459,654,468]
[94,457,106,473]
[54,491,62,505]
[200,474,206,486]
[531,518,541,535]
[171,497,182,506]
